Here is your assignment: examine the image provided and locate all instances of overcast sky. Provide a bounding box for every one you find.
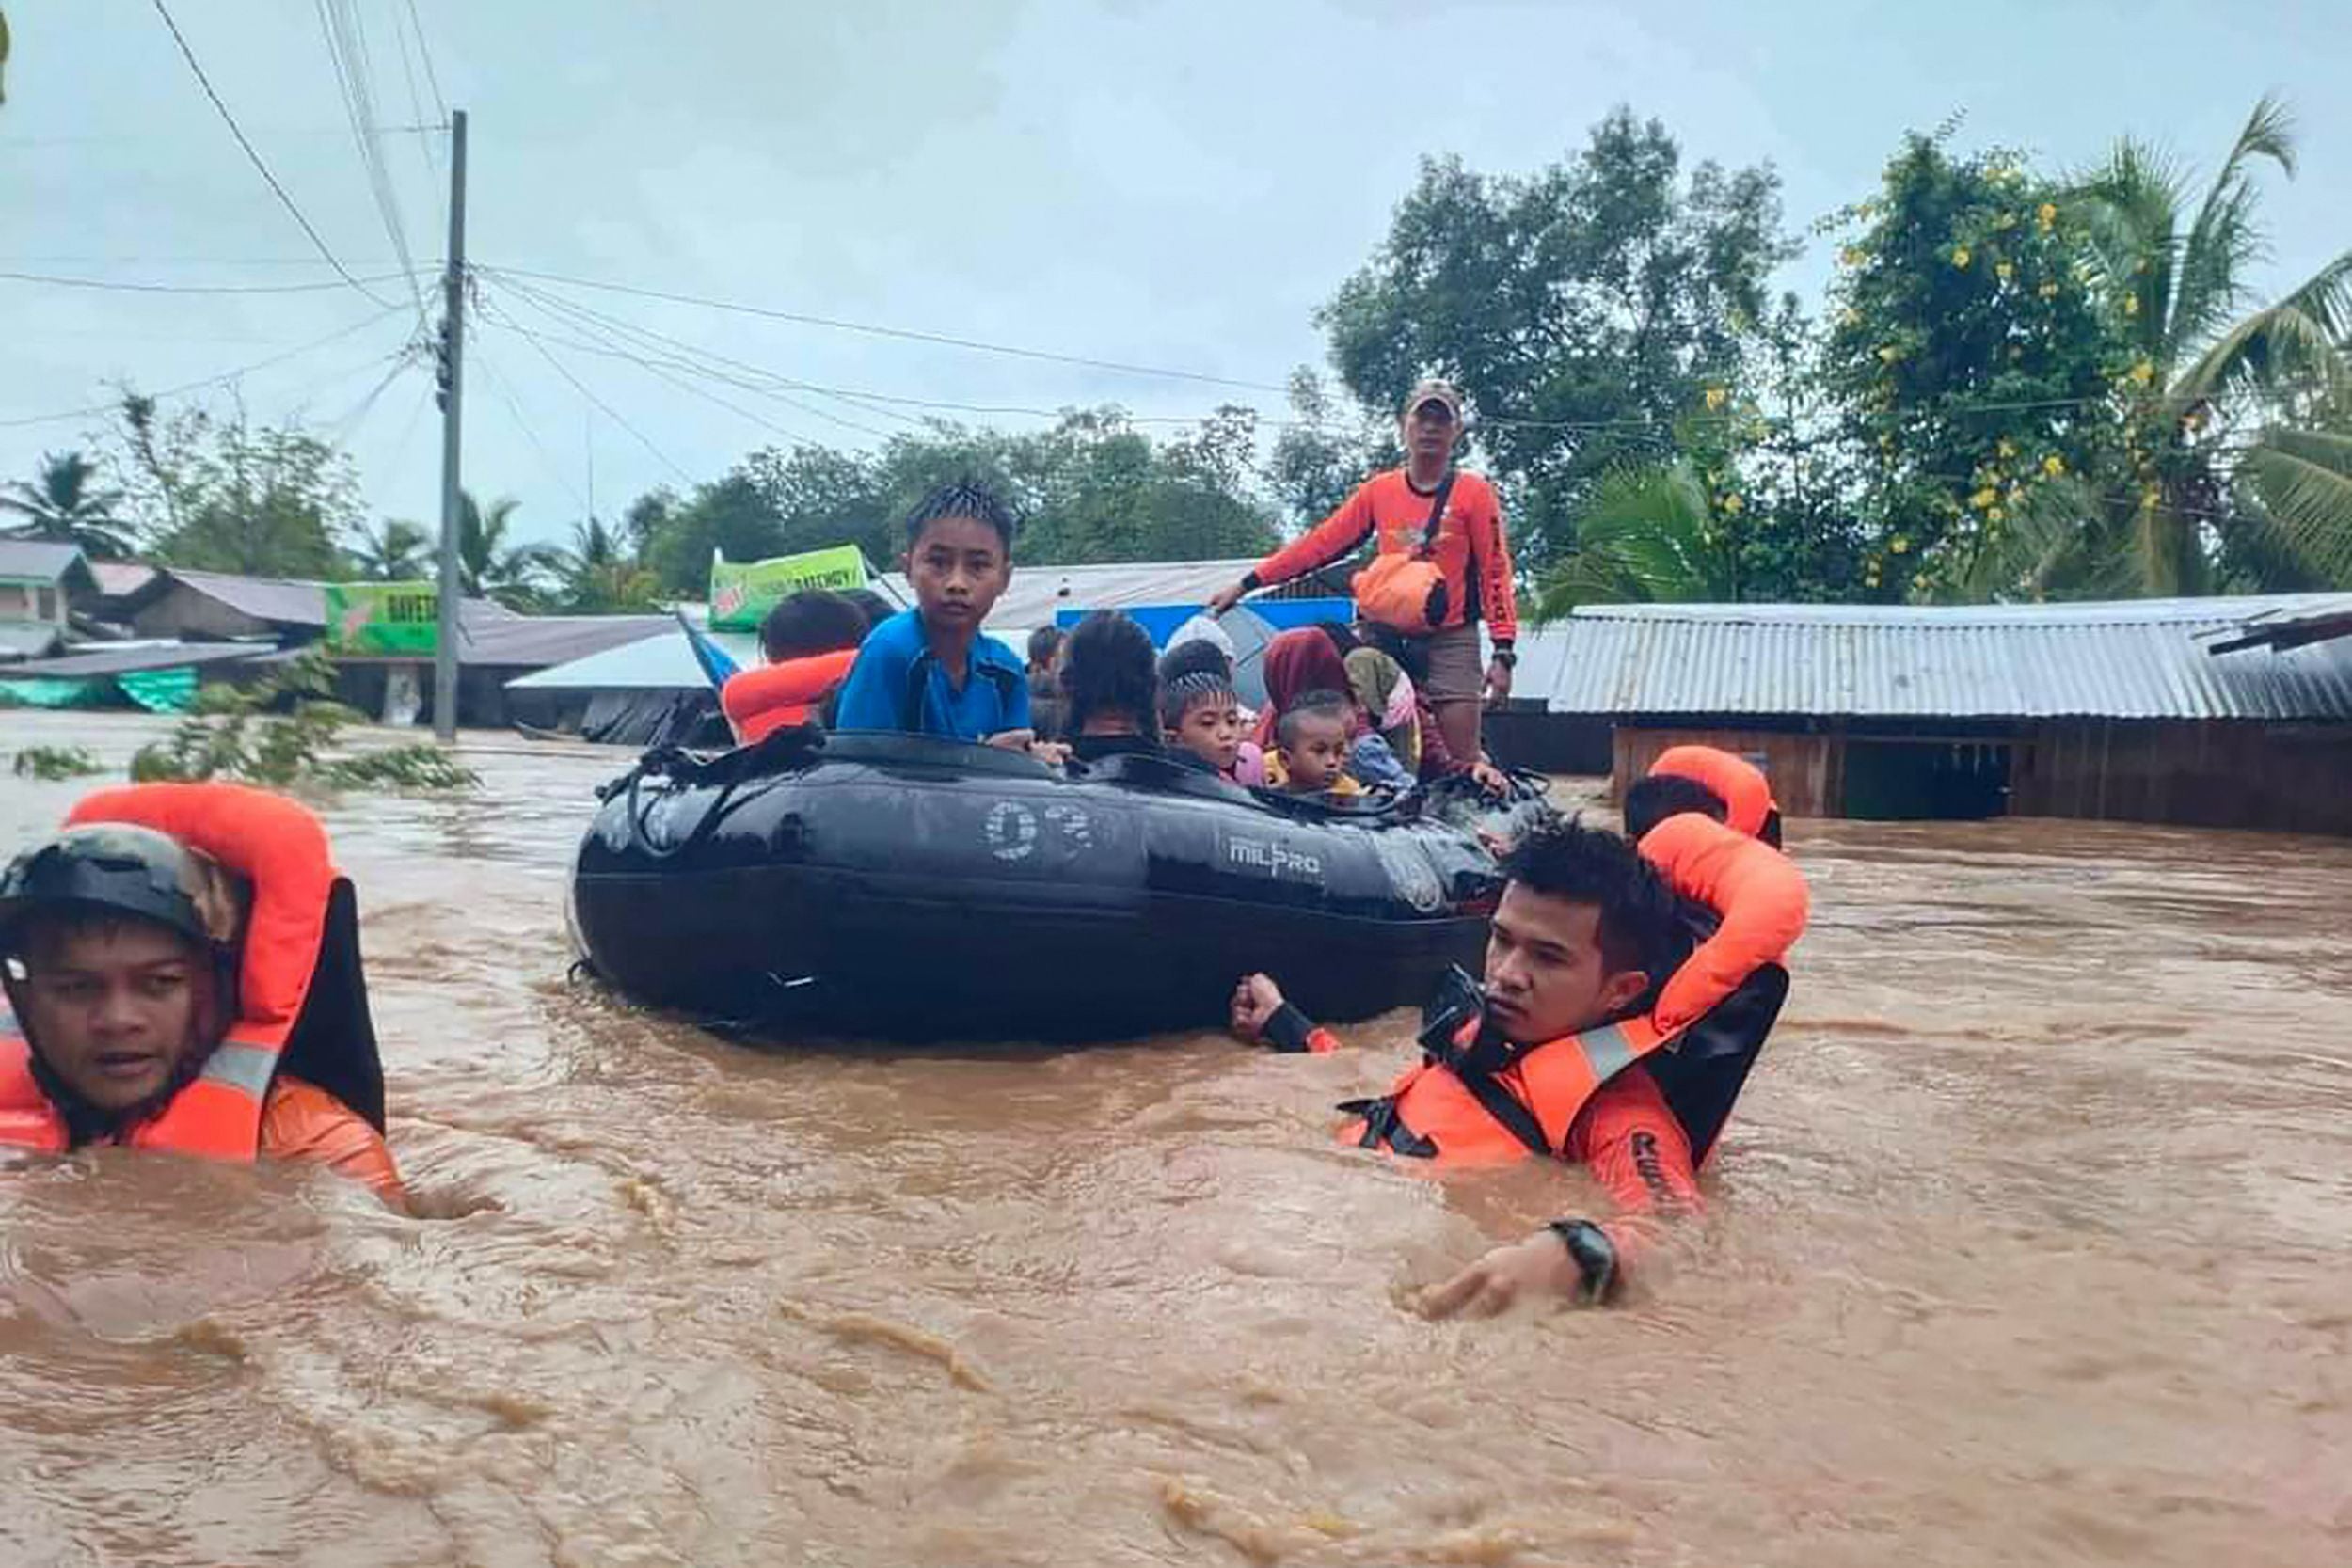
[4,0,2347,550]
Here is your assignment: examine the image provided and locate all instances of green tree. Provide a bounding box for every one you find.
[554,515,662,611]
[1,450,135,557]
[112,393,360,578]
[1821,135,2122,599]
[458,491,560,609]
[348,518,431,581]
[1315,108,1796,570]
[2065,95,2352,593]
[640,470,791,594]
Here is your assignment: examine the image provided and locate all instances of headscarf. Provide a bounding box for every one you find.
[1253,626,1359,748]
[1343,647,1422,774]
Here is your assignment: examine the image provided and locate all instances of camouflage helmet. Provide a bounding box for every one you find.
[0,824,248,958]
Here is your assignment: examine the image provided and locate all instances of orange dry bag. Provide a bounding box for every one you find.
[1351,471,1455,634]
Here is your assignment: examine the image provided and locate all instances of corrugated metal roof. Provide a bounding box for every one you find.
[4,641,270,679]
[0,540,94,586]
[145,568,331,626]
[506,626,764,691]
[88,562,159,600]
[2203,592,2352,654]
[1520,594,2352,721]
[0,623,65,660]
[456,613,675,670]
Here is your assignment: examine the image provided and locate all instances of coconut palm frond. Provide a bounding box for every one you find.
[2237,425,2352,586]
[2170,251,2352,410]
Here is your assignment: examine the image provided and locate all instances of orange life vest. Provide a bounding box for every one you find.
[1339,1014,1673,1167]
[1341,807,1805,1168]
[1649,745,1780,842]
[0,784,337,1161]
[722,648,861,743]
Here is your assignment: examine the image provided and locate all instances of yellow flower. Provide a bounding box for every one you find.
[2038,281,2059,300]
[1839,307,1862,327]
[1997,438,2017,458]
[1995,261,2015,284]
[2123,293,2140,317]
[1890,535,1911,555]
[2141,484,2162,508]
[2128,359,2155,386]
[1952,245,1972,269]
[1721,492,1744,515]
[1986,506,2006,523]
[1970,486,1998,509]
[2042,454,2065,478]
[1878,344,1903,364]
[1839,245,1866,268]
[1704,386,1728,412]
[2038,201,2058,231]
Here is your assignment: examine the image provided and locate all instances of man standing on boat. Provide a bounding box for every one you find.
[1206,379,1519,764]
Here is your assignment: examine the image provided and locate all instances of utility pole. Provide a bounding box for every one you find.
[432,107,469,742]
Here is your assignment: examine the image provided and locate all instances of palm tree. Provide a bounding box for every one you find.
[349,518,432,581]
[554,515,662,612]
[457,491,560,610]
[1533,461,1741,617]
[2067,95,2352,593]
[1,451,135,558]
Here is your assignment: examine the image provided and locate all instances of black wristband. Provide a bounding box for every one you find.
[1262,1002,1319,1054]
[1240,570,1263,592]
[1491,648,1517,669]
[1548,1219,1620,1305]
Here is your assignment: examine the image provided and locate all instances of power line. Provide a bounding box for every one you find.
[0,304,409,430]
[489,264,1296,396]
[476,292,829,455]
[471,343,593,514]
[403,0,450,127]
[147,0,397,309]
[482,299,692,483]
[315,0,429,325]
[0,268,424,296]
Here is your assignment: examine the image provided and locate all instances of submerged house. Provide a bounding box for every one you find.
[0,541,97,662]
[1517,596,2352,836]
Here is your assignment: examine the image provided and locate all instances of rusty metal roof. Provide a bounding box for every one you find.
[1519,595,2352,721]
[0,540,95,589]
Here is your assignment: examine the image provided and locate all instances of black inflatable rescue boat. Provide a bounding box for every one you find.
[570,731,1502,1040]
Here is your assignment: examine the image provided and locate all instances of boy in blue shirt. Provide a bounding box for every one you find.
[832,480,1037,747]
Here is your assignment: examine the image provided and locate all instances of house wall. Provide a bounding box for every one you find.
[0,580,65,625]
[1612,725,1840,817]
[2013,719,2352,836]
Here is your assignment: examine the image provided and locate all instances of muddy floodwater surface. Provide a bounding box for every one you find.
[3,711,2349,1567]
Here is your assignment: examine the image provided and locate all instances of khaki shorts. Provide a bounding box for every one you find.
[1415,620,1486,704]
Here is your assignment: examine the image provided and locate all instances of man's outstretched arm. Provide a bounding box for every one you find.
[1420,1066,1701,1318]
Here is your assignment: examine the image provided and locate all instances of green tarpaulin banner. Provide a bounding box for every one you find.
[117,666,198,713]
[324,581,438,655]
[708,546,868,632]
[0,677,104,708]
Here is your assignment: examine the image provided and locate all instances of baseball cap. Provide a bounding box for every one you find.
[1401,378,1465,423]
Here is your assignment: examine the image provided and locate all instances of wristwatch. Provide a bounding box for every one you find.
[1490,645,1517,670]
[1548,1219,1619,1305]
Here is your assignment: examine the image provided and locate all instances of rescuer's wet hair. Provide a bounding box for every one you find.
[760,589,870,663]
[1623,774,1730,841]
[1500,812,1681,980]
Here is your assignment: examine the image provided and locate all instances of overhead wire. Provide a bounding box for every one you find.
[471,343,594,514]
[0,268,424,296]
[477,294,693,483]
[314,0,429,327]
[403,0,450,128]
[0,303,410,430]
[475,287,831,453]
[146,0,397,309]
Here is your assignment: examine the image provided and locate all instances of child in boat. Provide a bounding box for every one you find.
[1265,691,1366,799]
[1058,610,1170,767]
[832,481,1035,748]
[720,588,870,743]
[1026,624,1069,742]
[1158,637,1263,784]
[1256,626,1413,792]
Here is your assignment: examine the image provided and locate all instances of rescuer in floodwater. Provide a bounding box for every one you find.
[1232,759,1806,1315]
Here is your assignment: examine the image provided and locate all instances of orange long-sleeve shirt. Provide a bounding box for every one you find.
[1249,468,1519,644]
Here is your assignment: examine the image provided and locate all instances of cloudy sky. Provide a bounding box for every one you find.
[4,0,2347,549]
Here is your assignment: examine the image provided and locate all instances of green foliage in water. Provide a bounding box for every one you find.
[10,745,105,781]
[130,648,478,793]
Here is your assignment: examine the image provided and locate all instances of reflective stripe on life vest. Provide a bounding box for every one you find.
[1649,745,1779,842]
[1338,1015,1671,1168]
[722,647,861,744]
[0,784,338,1162]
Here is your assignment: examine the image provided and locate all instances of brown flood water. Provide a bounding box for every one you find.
[3,709,2349,1568]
